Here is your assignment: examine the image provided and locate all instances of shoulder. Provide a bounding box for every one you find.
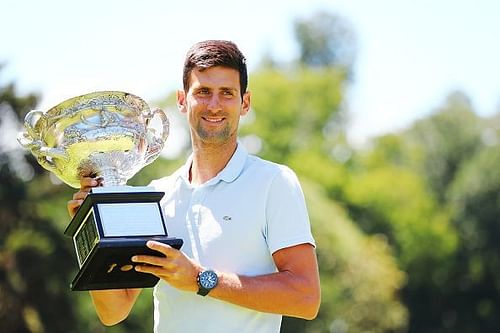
[245,155,301,187]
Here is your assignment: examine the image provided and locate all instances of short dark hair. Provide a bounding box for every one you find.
[182,40,248,98]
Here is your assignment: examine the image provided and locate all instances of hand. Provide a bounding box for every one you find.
[132,241,203,293]
[67,177,103,218]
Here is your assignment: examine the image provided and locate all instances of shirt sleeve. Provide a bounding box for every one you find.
[265,165,315,254]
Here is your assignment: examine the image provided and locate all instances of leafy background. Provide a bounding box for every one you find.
[1,11,500,333]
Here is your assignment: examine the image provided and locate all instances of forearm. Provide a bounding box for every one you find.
[89,288,142,326]
[211,269,320,320]
[132,242,321,319]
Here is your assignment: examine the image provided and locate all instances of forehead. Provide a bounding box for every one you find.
[188,66,240,90]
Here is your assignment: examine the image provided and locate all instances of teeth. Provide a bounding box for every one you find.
[204,118,223,123]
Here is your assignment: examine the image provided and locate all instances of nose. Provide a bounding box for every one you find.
[207,94,222,112]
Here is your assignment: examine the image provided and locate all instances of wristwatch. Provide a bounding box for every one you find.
[197,269,218,296]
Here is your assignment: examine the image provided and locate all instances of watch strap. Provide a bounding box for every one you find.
[197,286,210,296]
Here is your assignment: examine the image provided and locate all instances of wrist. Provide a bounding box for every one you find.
[196,269,219,296]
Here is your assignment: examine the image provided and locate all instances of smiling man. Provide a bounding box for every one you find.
[68,40,320,333]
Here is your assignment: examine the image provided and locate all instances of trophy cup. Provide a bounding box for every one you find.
[18,91,183,291]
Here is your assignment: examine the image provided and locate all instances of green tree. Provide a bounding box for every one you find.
[342,136,460,332]
[0,74,79,332]
[242,66,347,163]
[443,137,500,332]
[294,11,357,72]
[401,93,496,332]
[286,181,408,333]
[407,91,483,202]
[353,92,500,332]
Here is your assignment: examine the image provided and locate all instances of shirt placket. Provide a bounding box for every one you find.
[185,186,207,261]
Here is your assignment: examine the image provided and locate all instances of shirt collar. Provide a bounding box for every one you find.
[179,142,248,186]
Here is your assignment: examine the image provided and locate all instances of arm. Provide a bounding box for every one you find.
[212,243,321,319]
[89,289,142,326]
[133,241,321,320]
[67,177,143,326]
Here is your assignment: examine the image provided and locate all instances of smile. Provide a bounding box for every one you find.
[202,117,225,123]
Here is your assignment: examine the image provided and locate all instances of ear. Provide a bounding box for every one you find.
[176,90,187,113]
[240,91,251,116]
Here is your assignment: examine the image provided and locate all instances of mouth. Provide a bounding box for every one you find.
[202,116,225,124]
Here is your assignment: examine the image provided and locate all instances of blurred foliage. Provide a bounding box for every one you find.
[344,91,500,333]
[242,66,347,162]
[0,79,78,332]
[2,9,500,333]
[344,164,457,273]
[289,180,408,333]
[406,91,483,203]
[293,11,357,75]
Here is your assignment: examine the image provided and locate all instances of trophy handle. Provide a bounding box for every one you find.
[17,109,70,175]
[144,108,169,164]
[23,110,45,137]
[33,144,69,174]
[17,110,45,145]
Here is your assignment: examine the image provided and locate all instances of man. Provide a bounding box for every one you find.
[68,40,320,332]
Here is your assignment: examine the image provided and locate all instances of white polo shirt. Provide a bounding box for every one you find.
[150,143,315,333]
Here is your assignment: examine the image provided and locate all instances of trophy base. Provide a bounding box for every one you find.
[70,236,183,291]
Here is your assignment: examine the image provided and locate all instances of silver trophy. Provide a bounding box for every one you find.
[18,91,182,291]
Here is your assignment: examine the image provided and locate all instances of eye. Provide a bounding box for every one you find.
[221,90,235,97]
[196,88,210,96]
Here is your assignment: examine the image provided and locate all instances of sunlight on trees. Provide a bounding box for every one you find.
[2,10,500,333]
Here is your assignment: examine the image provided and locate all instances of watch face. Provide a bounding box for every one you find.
[199,270,218,289]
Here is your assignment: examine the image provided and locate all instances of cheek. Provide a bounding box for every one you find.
[186,98,198,108]
[224,99,243,111]
[185,100,204,116]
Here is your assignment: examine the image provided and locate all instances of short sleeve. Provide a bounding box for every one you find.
[265,166,315,254]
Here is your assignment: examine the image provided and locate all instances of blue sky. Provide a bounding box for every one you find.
[1,0,499,145]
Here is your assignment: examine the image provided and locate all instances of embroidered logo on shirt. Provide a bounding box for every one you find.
[222,215,232,222]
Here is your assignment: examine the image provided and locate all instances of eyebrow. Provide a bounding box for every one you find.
[220,87,237,92]
[194,86,238,92]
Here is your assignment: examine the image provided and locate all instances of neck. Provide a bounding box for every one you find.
[189,139,238,185]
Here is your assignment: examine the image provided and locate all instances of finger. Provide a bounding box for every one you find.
[72,191,89,201]
[79,177,99,190]
[131,254,167,267]
[135,264,171,276]
[146,241,177,257]
[67,199,83,217]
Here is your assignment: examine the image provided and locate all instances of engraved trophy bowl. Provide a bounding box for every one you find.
[17,91,183,291]
[17,90,169,188]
